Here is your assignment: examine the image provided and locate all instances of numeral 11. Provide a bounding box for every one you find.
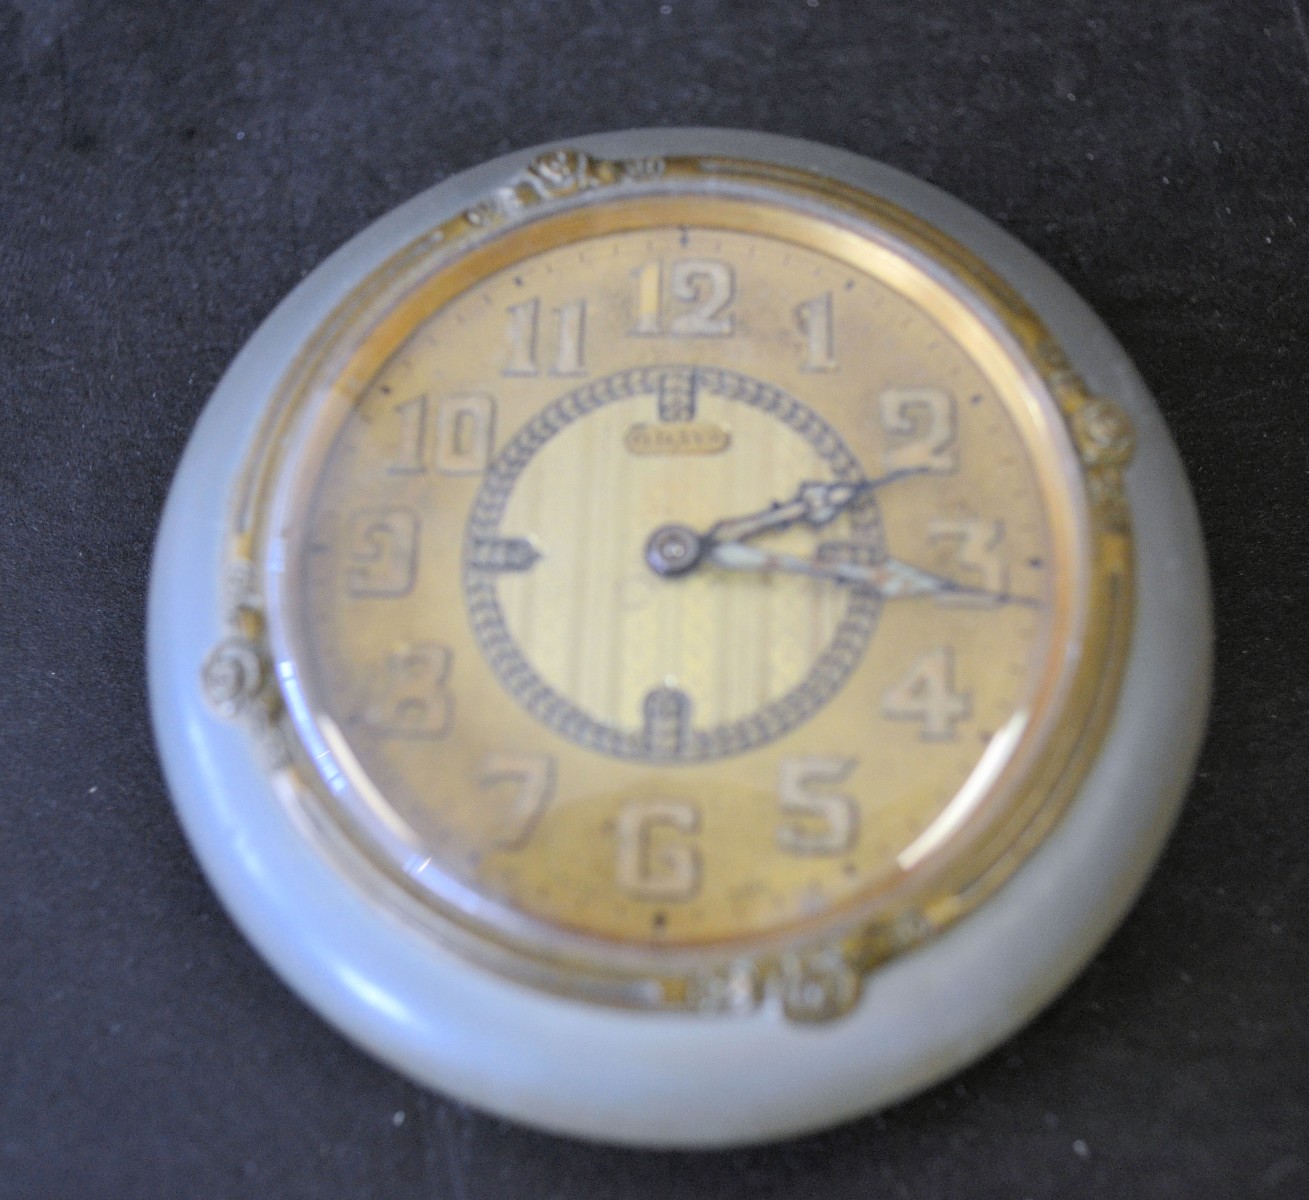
[504,297,587,376]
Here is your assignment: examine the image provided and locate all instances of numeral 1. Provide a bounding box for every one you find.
[631,261,662,335]
[795,292,837,371]
[388,395,427,473]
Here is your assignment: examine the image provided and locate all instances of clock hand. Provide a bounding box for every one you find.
[709,541,938,594]
[706,541,1038,606]
[644,469,923,578]
[704,471,920,546]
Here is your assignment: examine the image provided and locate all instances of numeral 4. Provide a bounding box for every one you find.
[882,647,970,740]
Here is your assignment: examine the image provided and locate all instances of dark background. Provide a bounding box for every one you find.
[2,1,1307,1197]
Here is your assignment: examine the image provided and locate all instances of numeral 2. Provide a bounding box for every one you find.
[879,387,957,473]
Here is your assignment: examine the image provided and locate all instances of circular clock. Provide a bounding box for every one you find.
[149,129,1210,1146]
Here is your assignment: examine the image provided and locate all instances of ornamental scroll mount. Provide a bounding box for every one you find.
[1071,394,1135,534]
[682,930,892,1022]
[200,557,289,769]
[1037,345,1136,535]
[464,148,665,229]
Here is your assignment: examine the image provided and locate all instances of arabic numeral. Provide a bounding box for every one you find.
[631,260,662,335]
[346,508,418,597]
[631,258,735,337]
[479,752,556,849]
[360,642,454,737]
[615,798,701,901]
[795,292,837,371]
[882,647,970,740]
[879,387,957,473]
[927,518,1008,605]
[387,395,427,474]
[776,757,857,855]
[388,395,496,475]
[504,297,587,376]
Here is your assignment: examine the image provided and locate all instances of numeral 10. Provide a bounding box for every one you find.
[388,393,495,475]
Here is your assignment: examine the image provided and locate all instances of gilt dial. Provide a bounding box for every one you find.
[284,201,1066,951]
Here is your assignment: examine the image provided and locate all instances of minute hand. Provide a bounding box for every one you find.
[708,541,1036,605]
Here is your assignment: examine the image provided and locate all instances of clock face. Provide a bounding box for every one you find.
[262,181,1096,977]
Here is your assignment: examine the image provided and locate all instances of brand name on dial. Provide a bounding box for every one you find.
[623,422,731,456]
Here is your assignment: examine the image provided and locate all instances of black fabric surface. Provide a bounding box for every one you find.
[2,2,1307,1196]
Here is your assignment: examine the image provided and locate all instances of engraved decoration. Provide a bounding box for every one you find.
[465,149,665,229]
[684,959,763,1014]
[1038,349,1137,535]
[778,944,863,1022]
[201,637,263,719]
[1072,395,1136,533]
[200,557,289,768]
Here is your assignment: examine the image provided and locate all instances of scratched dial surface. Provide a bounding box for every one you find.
[279,205,1068,948]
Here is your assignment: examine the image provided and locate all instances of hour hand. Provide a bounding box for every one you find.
[644,470,924,578]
